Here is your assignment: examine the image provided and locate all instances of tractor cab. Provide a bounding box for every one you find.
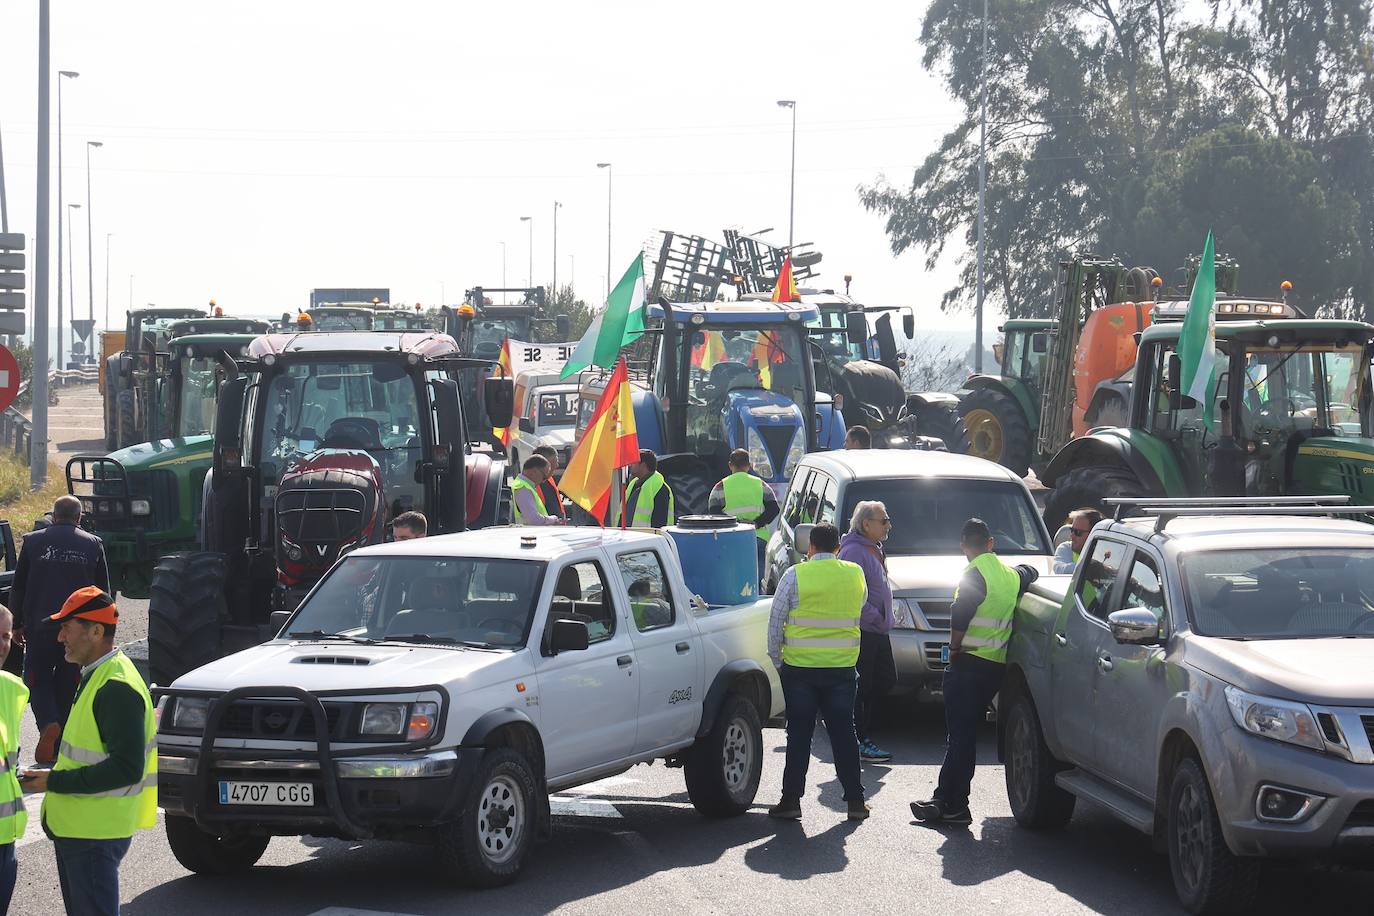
[159,333,262,439]
[440,287,568,360]
[302,306,376,331]
[374,308,435,331]
[105,307,207,450]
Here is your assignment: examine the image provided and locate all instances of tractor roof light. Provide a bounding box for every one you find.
[690,314,705,325]
[1219,303,1234,313]
[457,304,476,318]
[1267,334,1281,348]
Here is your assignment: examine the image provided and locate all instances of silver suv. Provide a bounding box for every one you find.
[1003,500,1374,914]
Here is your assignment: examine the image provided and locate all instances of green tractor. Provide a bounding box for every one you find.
[105,307,206,450]
[68,329,266,598]
[954,317,1057,475]
[1042,318,1374,527]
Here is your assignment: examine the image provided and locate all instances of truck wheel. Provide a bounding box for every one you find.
[914,402,967,453]
[436,748,536,888]
[1042,466,1147,530]
[958,388,1032,476]
[1003,691,1075,829]
[149,552,227,687]
[165,816,270,875]
[1167,757,1259,914]
[116,389,136,450]
[684,693,763,818]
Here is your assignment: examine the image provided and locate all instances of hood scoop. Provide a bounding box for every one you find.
[292,655,372,666]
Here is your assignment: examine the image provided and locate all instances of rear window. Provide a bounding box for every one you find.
[842,478,1049,555]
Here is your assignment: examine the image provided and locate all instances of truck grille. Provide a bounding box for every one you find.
[127,469,178,531]
[218,700,348,740]
[758,425,796,473]
[914,600,953,630]
[925,644,948,671]
[1346,800,1374,828]
[1363,716,1374,747]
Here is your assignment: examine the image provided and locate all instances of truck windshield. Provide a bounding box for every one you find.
[311,310,373,331]
[1181,547,1374,639]
[687,327,807,399]
[471,320,528,359]
[289,555,544,648]
[258,359,425,514]
[842,479,1049,555]
[175,355,220,437]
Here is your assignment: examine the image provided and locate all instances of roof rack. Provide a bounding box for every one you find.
[1102,495,1350,521]
[1128,503,1374,533]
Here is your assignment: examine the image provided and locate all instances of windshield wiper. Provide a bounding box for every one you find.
[287,630,376,644]
[381,634,501,649]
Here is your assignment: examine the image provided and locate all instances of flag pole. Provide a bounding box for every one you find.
[609,468,622,528]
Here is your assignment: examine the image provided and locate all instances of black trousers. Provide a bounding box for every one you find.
[854,630,896,741]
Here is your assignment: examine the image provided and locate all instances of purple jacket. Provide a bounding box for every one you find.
[838,530,893,634]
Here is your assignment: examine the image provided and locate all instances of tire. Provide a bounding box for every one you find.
[683,693,764,818]
[662,467,712,518]
[914,402,968,453]
[1042,465,1148,531]
[957,387,1033,476]
[104,380,120,452]
[1167,757,1259,914]
[148,552,228,687]
[165,815,270,875]
[1003,690,1075,829]
[116,389,136,450]
[436,747,537,888]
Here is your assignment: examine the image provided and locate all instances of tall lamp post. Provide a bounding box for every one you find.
[56,69,78,371]
[31,2,53,488]
[66,202,80,366]
[552,201,562,297]
[85,139,101,359]
[499,242,507,291]
[520,216,533,288]
[776,100,796,250]
[974,0,989,373]
[596,162,612,300]
[104,232,112,331]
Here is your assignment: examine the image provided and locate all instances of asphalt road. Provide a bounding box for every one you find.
[8,696,1372,916]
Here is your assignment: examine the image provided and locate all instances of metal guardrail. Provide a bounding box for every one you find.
[0,367,100,468]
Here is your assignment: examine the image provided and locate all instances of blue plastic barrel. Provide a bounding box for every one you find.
[665,515,758,606]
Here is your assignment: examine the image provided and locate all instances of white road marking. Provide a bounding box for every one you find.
[307,910,424,916]
[549,796,623,818]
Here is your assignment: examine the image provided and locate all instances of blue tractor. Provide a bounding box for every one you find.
[635,300,848,515]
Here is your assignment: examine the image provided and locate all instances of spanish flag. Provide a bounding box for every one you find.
[492,337,514,447]
[750,331,786,388]
[692,330,726,370]
[560,358,640,525]
[771,256,799,303]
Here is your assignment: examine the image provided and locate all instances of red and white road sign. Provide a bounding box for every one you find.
[0,345,20,413]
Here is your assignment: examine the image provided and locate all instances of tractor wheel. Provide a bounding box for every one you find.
[149,552,228,687]
[103,387,118,452]
[958,388,1033,477]
[116,389,136,451]
[913,402,968,453]
[663,466,712,519]
[1043,466,1147,531]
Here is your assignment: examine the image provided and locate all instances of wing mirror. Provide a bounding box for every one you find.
[794,522,814,553]
[518,417,535,434]
[555,315,571,339]
[902,311,915,339]
[549,618,590,654]
[845,311,867,345]
[268,610,292,638]
[484,376,515,429]
[1107,607,1162,645]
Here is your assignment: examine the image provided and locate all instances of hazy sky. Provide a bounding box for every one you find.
[0,1,991,346]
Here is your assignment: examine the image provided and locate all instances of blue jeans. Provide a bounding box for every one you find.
[23,634,80,731]
[0,842,14,914]
[54,836,131,916]
[780,664,864,802]
[935,653,1005,811]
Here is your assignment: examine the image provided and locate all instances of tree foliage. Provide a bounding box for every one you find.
[537,284,596,342]
[862,0,1374,318]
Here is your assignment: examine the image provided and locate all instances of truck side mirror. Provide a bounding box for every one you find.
[794,522,814,553]
[519,417,535,434]
[1032,333,1048,354]
[1107,608,1162,645]
[555,315,571,339]
[1167,353,1196,409]
[484,377,515,429]
[212,376,247,478]
[550,618,589,653]
[845,312,867,346]
[268,610,292,638]
[118,352,133,376]
[902,311,915,339]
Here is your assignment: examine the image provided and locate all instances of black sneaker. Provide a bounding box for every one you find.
[910,799,972,825]
[768,797,802,820]
[847,799,871,821]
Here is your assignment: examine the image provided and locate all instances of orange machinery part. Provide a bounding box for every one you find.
[1071,302,1152,436]
[98,331,126,395]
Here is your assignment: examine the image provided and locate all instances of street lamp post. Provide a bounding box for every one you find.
[66,202,80,366]
[31,1,54,488]
[104,232,112,331]
[975,0,989,374]
[569,254,575,297]
[85,140,101,359]
[56,69,78,372]
[500,242,507,291]
[776,100,796,250]
[552,201,562,297]
[520,216,532,289]
[596,163,612,300]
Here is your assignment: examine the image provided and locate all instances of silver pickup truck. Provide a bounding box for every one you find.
[1000,500,1374,915]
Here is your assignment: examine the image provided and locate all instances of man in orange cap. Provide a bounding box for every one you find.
[23,587,155,916]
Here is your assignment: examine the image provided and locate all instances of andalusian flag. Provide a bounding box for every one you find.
[559,255,646,379]
[1178,230,1217,419]
[493,337,514,446]
[771,256,799,303]
[560,358,640,524]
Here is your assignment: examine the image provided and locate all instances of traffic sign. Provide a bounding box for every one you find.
[71,319,96,343]
[0,294,23,310]
[0,274,22,291]
[0,346,21,413]
[0,315,23,336]
[0,254,22,271]
[0,234,22,250]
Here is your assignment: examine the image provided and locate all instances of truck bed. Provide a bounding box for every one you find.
[692,598,784,718]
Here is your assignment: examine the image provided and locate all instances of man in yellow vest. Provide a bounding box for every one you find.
[23,587,155,916]
[911,519,1037,825]
[511,455,565,526]
[621,450,675,528]
[0,606,29,913]
[708,448,779,584]
[765,523,870,821]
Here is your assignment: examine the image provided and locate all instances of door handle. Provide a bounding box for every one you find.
[617,655,633,667]
[1097,654,1114,672]
[1054,633,1068,647]
[675,642,691,654]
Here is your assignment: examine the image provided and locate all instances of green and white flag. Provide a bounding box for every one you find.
[560,254,646,380]
[1178,230,1217,414]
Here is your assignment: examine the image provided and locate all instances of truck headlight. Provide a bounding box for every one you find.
[130,499,152,516]
[1224,686,1323,751]
[892,597,918,629]
[360,703,408,736]
[783,433,805,479]
[407,702,439,740]
[171,697,211,731]
[746,428,774,478]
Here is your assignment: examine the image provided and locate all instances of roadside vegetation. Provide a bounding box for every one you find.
[0,454,64,535]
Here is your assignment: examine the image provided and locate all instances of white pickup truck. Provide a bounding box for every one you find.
[155,528,783,887]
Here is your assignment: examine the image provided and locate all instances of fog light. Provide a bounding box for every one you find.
[130,499,152,516]
[1255,784,1323,823]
